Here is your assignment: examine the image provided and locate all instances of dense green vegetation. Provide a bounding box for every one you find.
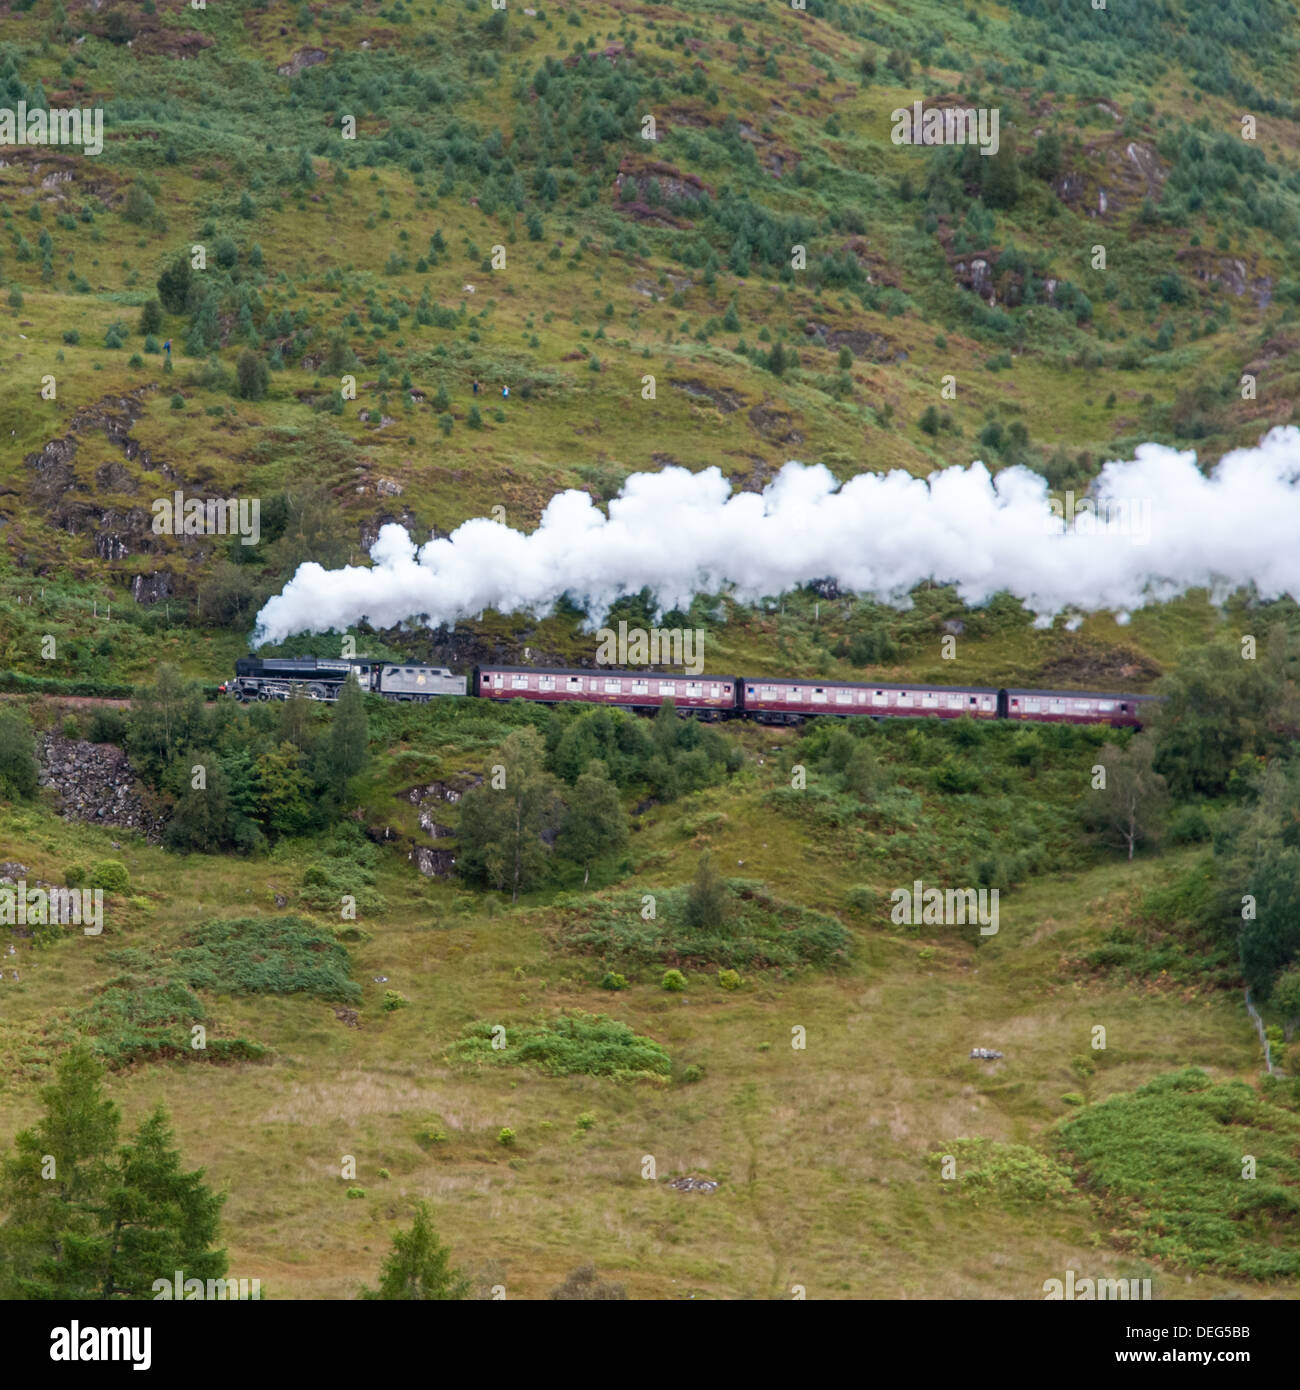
[1057,1069,1300,1279]
[450,1011,673,1081]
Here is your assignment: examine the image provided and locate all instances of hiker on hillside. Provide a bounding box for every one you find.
[163,339,172,358]
[472,379,480,395]
[501,384,509,399]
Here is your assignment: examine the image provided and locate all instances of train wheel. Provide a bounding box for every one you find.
[307,683,328,700]
[256,691,270,702]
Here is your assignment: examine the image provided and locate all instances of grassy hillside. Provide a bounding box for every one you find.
[2,0,1300,1302]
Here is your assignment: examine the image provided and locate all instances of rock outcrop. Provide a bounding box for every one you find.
[38,735,168,843]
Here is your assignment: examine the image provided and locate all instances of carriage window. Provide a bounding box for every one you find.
[872,691,886,706]
[897,691,911,706]
[1099,701,1114,712]
[948,693,963,707]
[921,692,938,707]
[605,679,622,694]
[632,680,648,695]
[686,682,703,696]
[1024,698,1039,711]
[1050,699,1065,713]
[539,676,555,691]
[512,675,528,689]
[567,677,582,689]
[812,688,827,701]
[659,682,676,695]
[837,690,854,705]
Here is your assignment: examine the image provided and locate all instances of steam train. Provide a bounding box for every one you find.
[222,656,1161,728]
[224,656,466,703]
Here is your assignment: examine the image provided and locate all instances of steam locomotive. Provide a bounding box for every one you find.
[223,656,466,703]
[222,656,1161,728]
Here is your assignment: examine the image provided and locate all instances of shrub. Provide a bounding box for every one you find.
[173,915,360,1002]
[548,1264,628,1300]
[845,884,876,913]
[346,1187,366,1199]
[717,969,741,991]
[661,968,686,992]
[453,1013,671,1079]
[564,882,850,973]
[1167,804,1212,844]
[383,989,409,1012]
[65,864,87,888]
[681,1063,704,1083]
[170,394,185,410]
[0,708,40,799]
[89,860,131,894]
[575,1111,596,1131]
[235,350,269,401]
[497,1127,516,1147]
[139,299,163,335]
[63,328,80,345]
[124,183,156,224]
[599,971,628,991]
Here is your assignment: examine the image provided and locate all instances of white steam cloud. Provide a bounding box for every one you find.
[252,427,1300,645]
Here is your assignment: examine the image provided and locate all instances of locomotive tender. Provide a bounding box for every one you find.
[225,655,1160,728]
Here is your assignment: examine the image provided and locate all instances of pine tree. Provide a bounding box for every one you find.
[0,1048,119,1298]
[684,850,729,930]
[329,673,369,795]
[0,1048,226,1300]
[166,759,234,853]
[156,255,191,315]
[981,141,1022,210]
[138,299,163,336]
[361,1202,469,1300]
[98,1110,227,1299]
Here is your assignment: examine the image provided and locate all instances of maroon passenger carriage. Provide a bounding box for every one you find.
[474,665,737,718]
[741,677,1001,725]
[1002,688,1161,728]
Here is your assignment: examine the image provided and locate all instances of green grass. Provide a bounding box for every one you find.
[1,0,1300,1302]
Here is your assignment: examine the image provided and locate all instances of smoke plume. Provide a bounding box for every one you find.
[252,427,1300,644]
